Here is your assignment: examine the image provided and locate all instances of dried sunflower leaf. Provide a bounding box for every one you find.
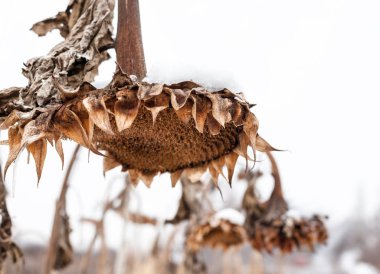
[170,89,191,110]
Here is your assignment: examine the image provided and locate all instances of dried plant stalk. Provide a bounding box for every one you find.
[44,145,80,274]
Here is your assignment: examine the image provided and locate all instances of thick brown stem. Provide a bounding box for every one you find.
[116,0,147,79]
[44,145,81,274]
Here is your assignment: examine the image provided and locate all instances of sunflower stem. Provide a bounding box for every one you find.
[116,0,147,80]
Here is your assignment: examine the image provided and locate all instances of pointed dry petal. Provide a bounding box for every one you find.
[212,157,227,181]
[256,135,278,152]
[206,113,221,135]
[55,137,64,169]
[170,89,191,110]
[225,153,239,187]
[83,97,114,135]
[170,170,183,188]
[208,165,220,186]
[207,94,232,126]
[145,92,170,124]
[4,126,22,177]
[103,154,121,174]
[140,171,156,188]
[230,102,245,127]
[191,95,211,133]
[128,170,140,186]
[80,117,94,145]
[28,138,47,183]
[54,108,89,148]
[243,113,259,148]
[175,99,193,124]
[115,90,140,131]
[138,83,164,100]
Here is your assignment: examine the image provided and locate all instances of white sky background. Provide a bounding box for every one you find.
[0,0,380,250]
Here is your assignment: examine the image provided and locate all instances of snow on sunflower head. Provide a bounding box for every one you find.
[0,0,276,187]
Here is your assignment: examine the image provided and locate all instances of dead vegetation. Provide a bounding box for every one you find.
[0,0,328,273]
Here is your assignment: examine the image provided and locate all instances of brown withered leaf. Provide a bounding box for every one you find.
[0,0,114,119]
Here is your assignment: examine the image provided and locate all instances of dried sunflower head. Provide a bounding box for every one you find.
[1,68,274,186]
[186,218,246,252]
[248,214,328,254]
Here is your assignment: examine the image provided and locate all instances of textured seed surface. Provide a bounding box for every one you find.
[94,106,242,173]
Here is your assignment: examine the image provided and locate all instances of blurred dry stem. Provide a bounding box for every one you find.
[44,145,80,274]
